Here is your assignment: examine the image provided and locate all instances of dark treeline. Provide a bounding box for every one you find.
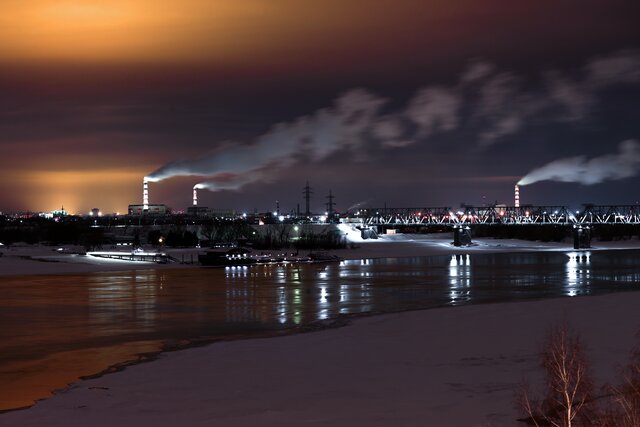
[0,216,96,246]
[251,225,346,250]
[6,215,636,250]
[0,216,345,250]
[0,216,254,249]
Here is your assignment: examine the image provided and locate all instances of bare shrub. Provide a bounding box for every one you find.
[519,322,594,426]
[599,338,640,426]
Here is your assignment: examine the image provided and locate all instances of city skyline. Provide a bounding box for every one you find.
[2,0,640,214]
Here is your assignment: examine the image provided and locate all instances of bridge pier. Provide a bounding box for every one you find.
[357,226,378,240]
[453,225,472,247]
[573,225,591,249]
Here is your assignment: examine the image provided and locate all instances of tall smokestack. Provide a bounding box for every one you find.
[193,187,198,206]
[514,184,520,208]
[143,179,149,211]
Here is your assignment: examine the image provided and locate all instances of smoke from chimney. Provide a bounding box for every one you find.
[193,170,266,194]
[518,140,640,186]
[142,50,640,191]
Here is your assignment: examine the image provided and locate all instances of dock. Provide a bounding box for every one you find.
[86,251,176,263]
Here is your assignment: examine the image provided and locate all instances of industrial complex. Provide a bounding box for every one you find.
[3,175,640,253]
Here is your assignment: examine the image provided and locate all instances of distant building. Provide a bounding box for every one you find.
[187,206,209,216]
[209,208,236,218]
[186,207,237,218]
[128,204,168,216]
[51,206,68,217]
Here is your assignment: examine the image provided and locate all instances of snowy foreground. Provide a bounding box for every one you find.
[1,235,640,425]
[1,292,638,426]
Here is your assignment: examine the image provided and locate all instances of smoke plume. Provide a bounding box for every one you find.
[194,169,267,192]
[518,140,640,186]
[146,89,388,183]
[145,49,640,189]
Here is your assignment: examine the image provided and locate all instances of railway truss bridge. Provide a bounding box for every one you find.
[346,205,640,248]
[350,205,640,226]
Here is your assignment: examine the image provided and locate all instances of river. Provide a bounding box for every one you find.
[1,249,639,410]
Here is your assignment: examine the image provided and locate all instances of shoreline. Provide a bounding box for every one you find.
[0,314,354,415]
[1,290,638,426]
[2,233,640,277]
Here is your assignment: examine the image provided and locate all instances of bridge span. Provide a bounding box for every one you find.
[348,205,640,226]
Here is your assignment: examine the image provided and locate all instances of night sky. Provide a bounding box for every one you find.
[2,0,640,214]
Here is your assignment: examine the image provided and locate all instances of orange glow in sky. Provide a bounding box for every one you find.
[0,0,463,65]
[1,0,230,63]
[0,0,344,64]
[9,169,144,214]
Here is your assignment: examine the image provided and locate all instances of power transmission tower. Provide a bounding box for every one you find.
[303,181,312,217]
[326,189,335,215]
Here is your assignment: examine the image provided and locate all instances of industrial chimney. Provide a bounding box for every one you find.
[193,186,198,206]
[143,178,149,211]
[514,184,520,208]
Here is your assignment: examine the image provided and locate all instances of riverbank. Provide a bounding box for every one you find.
[2,233,640,277]
[1,291,638,426]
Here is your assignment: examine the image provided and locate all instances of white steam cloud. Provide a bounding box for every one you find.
[194,169,267,192]
[147,89,388,183]
[145,49,640,190]
[518,140,640,186]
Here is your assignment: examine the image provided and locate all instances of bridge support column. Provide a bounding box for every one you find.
[357,226,378,240]
[453,225,472,247]
[573,225,591,249]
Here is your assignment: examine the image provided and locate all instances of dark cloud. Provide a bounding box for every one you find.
[1,1,640,212]
[146,50,640,201]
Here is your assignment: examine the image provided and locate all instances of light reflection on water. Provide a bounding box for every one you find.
[2,249,640,410]
[87,270,158,334]
[213,250,640,324]
[449,254,472,305]
[566,251,591,296]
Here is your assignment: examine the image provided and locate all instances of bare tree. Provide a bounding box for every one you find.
[519,322,593,426]
[600,338,640,426]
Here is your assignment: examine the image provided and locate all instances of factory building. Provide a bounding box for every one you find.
[185,206,236,218]
[187,186,209,216]
[209,208,237,218]
[128,204,168,216]
[186,206,209,216]
[128,178,169,215]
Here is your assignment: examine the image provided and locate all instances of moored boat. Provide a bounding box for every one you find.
[198,247,256,267]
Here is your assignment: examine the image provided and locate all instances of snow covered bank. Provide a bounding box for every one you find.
[332,232,640,260]
[0,245,192,277]
[2,235,640,277]
[1,291,638,426]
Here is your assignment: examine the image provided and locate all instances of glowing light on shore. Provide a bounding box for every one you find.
[11,169,142,213]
